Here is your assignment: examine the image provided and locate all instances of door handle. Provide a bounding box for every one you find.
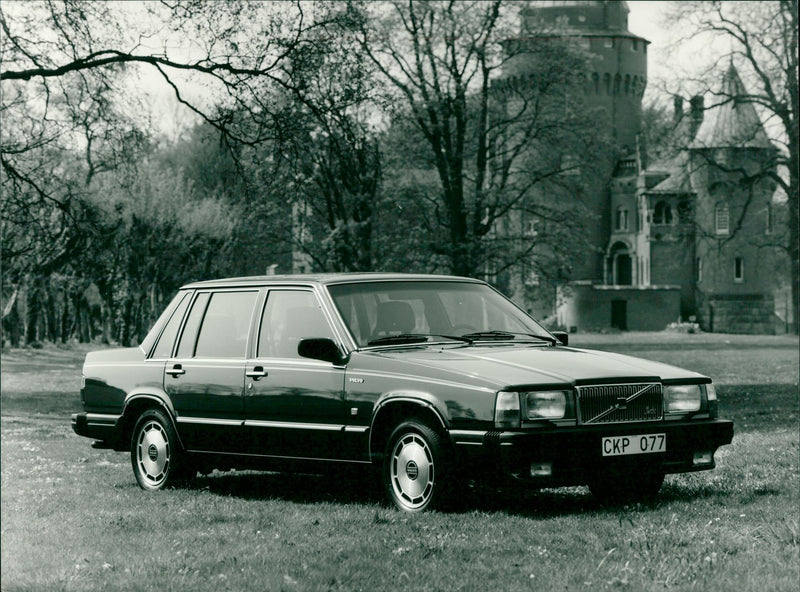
[246,366,268,380]
[165,364,185,377]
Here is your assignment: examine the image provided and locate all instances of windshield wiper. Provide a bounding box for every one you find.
[460,330,556,344]
[367,333,472,346]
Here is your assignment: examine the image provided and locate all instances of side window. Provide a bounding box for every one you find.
[194,291,259,358]
[258,291,334,359]
[175,292,210,358]
[151,292,191,358]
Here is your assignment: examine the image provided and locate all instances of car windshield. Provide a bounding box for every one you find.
[327,280,553,348]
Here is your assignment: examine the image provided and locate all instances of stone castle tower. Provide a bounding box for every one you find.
[516,0,649,284]
[514,1,780,333]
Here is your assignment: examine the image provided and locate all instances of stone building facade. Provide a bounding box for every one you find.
[515,1,780,333]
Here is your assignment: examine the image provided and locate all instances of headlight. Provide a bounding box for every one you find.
[665,384,702,413]
[494,391,521,428]
[523,391,567,420]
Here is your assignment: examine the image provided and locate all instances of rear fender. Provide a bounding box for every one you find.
[121,390,184,450]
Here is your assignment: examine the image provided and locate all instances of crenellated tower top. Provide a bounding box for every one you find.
[513,1,649,153]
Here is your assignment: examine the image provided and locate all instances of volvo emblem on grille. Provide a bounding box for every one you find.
[584,383,658,424]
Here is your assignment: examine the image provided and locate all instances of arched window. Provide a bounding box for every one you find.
[653,201,673,225]
[624,74,631,95]
[592,72,600,94]
[613,73,621,95]
[609,242,632,286]
[734,257,744,282]
[715,203,730,235]
[603,73,611,95]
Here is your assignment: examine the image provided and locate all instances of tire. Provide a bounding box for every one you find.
[588,469,664,505]
[383,419,452,512]
[130,408,191,490]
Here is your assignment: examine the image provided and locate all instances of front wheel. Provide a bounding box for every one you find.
[384,420,452,512]
[130,408,191,490]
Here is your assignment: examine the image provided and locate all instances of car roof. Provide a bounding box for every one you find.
[182,273,485,290]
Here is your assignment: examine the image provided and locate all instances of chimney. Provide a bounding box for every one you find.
[673,95,684,123]
[690,95,704,136]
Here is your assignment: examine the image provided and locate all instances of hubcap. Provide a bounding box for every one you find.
[136,420,170,487]
[390,433,434,510]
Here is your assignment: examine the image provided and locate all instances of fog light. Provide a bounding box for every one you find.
[530,462,552,477]
[693,451,713,466]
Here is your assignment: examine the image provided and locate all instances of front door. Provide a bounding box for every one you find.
[167,289,260,453]
[244,289,350,459]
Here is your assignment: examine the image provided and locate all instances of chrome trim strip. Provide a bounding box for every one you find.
[188,449,371,464]
[176,417,243,426]
[86,413,120,425]
[343,425,369,433]
[245,420,343,431]
[449,429,488,438]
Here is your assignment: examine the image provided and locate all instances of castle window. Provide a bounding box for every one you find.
[765,203,773,235]
[631,40,638,51]
[604,39,614,48]
[715,204,730,235]
[695,257,703,282]
[592,72,599,94]
[613,74,621,94]
[615,207,629,231]
[734,257,744,282]
[624,74,631,95]
[678,199,692,223]
[604,73,611,95]
[653,201,673,225]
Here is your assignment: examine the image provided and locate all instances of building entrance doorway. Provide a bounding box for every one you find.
[609,242,633,286]
[611,300,627,330]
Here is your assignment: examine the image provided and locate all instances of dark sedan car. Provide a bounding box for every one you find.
[72,274,733,511]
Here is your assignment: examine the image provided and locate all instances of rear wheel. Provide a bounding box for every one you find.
[383,420,452,512]
[588,469,664,505]
[130,408,192,490]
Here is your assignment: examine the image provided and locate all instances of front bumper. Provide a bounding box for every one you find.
[450,419,734,487]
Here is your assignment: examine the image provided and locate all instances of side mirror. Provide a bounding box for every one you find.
[551,331,569,346]
[298,338,346,365]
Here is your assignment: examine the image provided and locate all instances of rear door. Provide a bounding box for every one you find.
[167,289,261,453]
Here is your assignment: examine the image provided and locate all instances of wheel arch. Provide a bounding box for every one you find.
[121,391,184,451]
[369,395,449,465]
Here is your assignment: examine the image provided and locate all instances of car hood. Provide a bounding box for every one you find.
[367,344,706,389]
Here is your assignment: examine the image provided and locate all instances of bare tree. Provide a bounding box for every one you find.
[356,0,603,278]
[667,0,798,332]
[1,1,338,274]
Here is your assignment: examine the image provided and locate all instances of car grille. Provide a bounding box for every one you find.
[576,383,663,424]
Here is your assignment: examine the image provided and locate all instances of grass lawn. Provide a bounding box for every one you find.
[1,335,798,591]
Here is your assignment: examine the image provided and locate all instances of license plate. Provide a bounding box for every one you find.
[602,433,666,457]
